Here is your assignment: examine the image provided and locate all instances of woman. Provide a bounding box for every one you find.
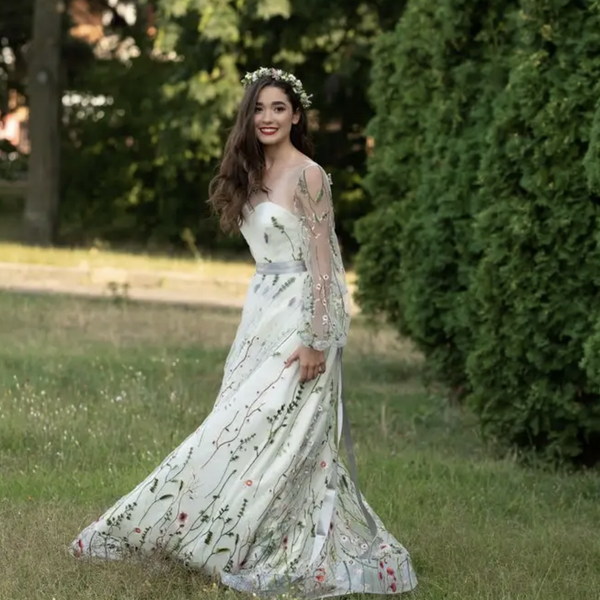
[70,67,417,597]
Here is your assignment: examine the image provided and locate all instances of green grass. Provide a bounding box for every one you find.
[1,291,599,600]
[0,241,257,278]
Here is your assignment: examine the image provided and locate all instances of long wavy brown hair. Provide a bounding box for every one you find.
[208,76,314,233]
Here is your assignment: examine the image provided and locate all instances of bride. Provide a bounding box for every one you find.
[70,67,417,597]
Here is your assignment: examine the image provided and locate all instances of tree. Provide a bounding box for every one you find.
[22,0,63,245]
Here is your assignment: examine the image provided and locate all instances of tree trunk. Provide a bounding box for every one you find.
[23,0,62,246]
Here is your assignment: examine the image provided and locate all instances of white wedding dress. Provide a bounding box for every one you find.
[70,162,417,597]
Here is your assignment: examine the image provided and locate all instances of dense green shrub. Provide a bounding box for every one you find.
[467,2,600,464]
[356,0,510,390]
[358,0,600,464]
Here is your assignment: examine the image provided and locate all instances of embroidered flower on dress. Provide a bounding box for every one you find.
[245,480,253,486]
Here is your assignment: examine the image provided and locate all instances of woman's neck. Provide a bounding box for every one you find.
[263,140,298,169]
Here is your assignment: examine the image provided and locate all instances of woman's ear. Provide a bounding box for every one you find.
[292,110,301,125]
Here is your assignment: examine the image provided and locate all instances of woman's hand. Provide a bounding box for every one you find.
[285,346,326,382]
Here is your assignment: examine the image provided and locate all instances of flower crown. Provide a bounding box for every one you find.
[241,67,313,109]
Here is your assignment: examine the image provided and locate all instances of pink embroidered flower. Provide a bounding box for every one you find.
[78,539,83,550]
[379,561,384,569]
[316,574,325,582]
[320,461,327,468]
[245,480,253,486]
[178,512,188,523]
[391,582,397,592]
[135,527,141,534]
[379,572,383,580]
[387,567,395,575]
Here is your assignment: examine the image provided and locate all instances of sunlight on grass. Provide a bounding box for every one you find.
[0,242,358,283]
[1,291,599,600]
[0,241,256,277]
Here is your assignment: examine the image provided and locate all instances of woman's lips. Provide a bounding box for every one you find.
[259,128,278,136]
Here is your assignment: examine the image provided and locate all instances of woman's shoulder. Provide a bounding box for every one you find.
[294,158,329,185]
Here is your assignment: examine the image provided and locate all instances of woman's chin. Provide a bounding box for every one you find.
[258,135,282,145]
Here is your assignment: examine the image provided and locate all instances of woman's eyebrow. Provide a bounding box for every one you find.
[256,101,287,107]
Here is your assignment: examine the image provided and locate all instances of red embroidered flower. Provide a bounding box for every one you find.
[379,561,384,569]
[387,567,395,575]
[316,574,325,582]
[320,461,327,468]
[391,582,397,592]
[178,512,188,522]
[379,572,383,580]
[78,539,83,549]
[135,527,141,534]
[245,480,253,486]
[283,536,288,546]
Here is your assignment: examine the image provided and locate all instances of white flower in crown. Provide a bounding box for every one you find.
[241,67,313,109]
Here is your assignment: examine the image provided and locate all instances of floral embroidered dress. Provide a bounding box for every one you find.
[70,162,417,597]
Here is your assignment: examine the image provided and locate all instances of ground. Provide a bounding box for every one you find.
[0,264,599,599]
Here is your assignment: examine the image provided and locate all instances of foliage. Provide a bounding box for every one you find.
[0,0,33,111]
[356,0,510,390]
[358,0,600,464]
[467,1,600,465]
[54,0,409,254]
[0,140,27,181]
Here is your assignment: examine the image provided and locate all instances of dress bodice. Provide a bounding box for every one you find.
[238,163,349,351]
[241,202,304,264]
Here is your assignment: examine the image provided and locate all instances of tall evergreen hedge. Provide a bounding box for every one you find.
[357,0,600,464]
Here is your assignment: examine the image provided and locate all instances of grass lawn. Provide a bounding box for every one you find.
[1,291,599,600]
[0,241,257,279]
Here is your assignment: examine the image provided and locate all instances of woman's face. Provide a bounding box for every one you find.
[254,85,300,147]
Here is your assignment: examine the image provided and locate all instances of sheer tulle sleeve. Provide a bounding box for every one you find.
[294,164,350,351]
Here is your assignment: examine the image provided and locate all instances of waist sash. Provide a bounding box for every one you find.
[255,260,307,275]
